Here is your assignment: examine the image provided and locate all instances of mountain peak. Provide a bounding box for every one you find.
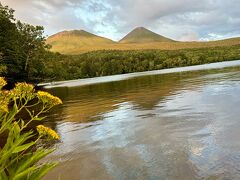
[49,29,96,38]
[120,27,174,43]
[134,27,148,30]
[46,29,115,54]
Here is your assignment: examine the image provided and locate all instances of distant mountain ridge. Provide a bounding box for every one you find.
[119,27,174,43]
[46,27,240,54]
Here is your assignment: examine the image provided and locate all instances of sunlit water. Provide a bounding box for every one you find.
[43,61,240,179]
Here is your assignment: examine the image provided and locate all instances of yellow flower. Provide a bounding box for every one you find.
[0,102,8,112]
[37,125,60,140]
[37,91,62,106]
[0,90,10,112]
[0,77,6,88]
[11,83,35,99]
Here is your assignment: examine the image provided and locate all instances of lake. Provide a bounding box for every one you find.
[43,60,240,179]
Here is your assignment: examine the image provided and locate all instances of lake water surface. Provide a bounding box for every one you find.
[44,61,240,179]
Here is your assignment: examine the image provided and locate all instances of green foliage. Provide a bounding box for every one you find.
[0,77,62,179]
[42,45,240,81]
[0,53,7,74]
[0,3,49,82]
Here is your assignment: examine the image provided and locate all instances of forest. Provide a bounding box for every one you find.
[43,45,240,81]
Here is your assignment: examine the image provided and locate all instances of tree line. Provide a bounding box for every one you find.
[43,45,240,81]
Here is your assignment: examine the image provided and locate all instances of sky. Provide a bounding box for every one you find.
[2,0,240,41]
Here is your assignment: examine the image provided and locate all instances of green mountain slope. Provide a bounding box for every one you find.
[119,27,175,43]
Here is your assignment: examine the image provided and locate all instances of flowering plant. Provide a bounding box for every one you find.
[0,77,62,179]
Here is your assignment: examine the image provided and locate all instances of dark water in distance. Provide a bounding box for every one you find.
[44,63,240,180]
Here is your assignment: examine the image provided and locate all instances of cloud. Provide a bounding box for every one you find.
[1,0,86,35]
[179,32,199,41]
[1,0,240,41]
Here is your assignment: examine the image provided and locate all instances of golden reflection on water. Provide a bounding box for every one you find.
[48,67,238,123]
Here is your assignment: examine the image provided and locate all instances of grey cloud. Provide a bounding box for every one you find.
[111,0,240,40]
[1,0,240,41]
[1,0,87,35]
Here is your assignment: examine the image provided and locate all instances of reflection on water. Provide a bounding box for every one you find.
[44,65,240,179]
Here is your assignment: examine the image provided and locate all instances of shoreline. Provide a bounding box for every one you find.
[39,59,240,89]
